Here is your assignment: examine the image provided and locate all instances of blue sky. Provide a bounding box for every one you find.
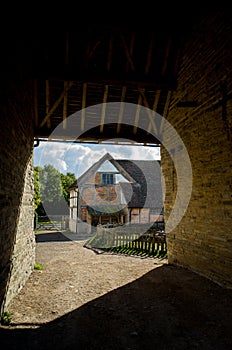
[34,140,160,178]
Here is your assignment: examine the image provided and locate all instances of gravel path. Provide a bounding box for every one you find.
[0,230,232,349]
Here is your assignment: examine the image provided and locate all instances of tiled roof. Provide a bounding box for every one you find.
[117,160,163,208]
[69,153,163,211]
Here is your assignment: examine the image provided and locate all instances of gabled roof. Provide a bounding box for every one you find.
[69,153,163,210]
[69,152,135,189]
[77,152,113,185]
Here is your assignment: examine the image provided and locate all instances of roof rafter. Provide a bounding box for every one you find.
[45,80,51,128]
[100,85,109,133]
[39,81,73,128]
[81,82,88,131]
[117,86,127,133]
[120,32,135,71]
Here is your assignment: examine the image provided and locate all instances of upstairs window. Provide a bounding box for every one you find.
[102,173,114,185]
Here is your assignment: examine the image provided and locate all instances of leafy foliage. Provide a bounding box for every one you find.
[34,165,76,216]
[34,166,42,210]
[34,263,44,270]
[0,310,12,325]
[60,172,77,204]
[40,164,63,204]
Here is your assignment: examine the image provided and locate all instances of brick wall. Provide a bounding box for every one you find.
[161,11,232,288]
[0,80,35,312]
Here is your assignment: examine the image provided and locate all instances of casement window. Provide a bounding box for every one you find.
[102,173,114,185]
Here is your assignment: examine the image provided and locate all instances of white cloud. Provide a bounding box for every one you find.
[127,145,160,160]
[34,141,160,177]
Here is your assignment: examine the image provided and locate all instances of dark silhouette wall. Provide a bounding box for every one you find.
[0,80,35,312]
[161,11,232,287]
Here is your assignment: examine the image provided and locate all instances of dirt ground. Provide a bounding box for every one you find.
[0,230,232,350]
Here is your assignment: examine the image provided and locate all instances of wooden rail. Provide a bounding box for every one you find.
[85,224,167,257]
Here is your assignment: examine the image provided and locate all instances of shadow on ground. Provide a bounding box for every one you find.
[1,264,232,349]
[35,231,72,243]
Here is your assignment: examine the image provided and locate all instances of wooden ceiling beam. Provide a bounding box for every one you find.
[45,80,51,128]
[100,85,109,133]
[125,32,135,73]
[39,81,73,128]
[147,90,161,134]
[81,82,88,131]
[139,88,159,135]
[85,33,105,63]
[120,33,135,71]
[163,90,172,118]
[117,86,127,133]
[133,92,143,134]
[159,90,173,135]
[161,37,172,77]
[63,81,68,129]
[107,34,113,72]
[145,32,154,75]
[65,32,70,66]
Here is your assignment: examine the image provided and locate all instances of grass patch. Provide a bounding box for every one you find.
[0,310,12,325]
[34,263,44,270]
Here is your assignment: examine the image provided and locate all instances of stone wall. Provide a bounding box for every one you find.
[0,80,35,313]
[161,11,232,288]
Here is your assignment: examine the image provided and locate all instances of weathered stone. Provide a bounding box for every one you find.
[0,81,35,313]
[162,12,232,288]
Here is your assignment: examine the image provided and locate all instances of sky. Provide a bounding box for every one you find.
[34,140,160,178]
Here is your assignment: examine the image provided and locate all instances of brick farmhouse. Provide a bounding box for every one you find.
[69,152,164,234]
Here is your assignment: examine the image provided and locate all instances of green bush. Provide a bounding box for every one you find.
[34,263,44,270]
[0,310,12,325]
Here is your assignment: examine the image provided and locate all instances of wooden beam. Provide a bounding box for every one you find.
[33,80,38,128]
[163,91,172,118]
[133,93,143,134]
[139,88,158,135]
[63,81,68,129]
[81,82,87,131]
[107,34,113,72]
[153,90,161,111]
[117,86,127,133]
[100,85,109,132]
[39,82,73,128]
[147,90,161,133]
[145,32,154,75]
[125,32,135,73]
[173,46,181,77]
[159,90,173,135]
[161,36,172,77]
[85,34,105,61]
[120,33,135,71]
[45,80,51,128]
[65,32,70,66]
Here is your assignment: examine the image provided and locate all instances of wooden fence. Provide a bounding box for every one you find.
[85,223,167,257]
[35,215,69,230]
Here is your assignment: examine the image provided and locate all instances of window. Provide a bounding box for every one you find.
[102,173,114,185]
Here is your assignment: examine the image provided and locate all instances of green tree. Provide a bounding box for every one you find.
[34,166,42,210]
[60,172,76,205]
[39,164,63,214]
[34,166,47,217]
[35,165,77,215]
